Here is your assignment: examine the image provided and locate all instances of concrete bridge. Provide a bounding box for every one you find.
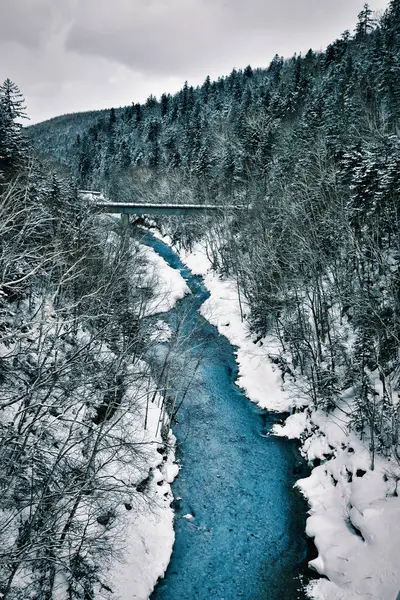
[78,190,244,216]
[93,201,244,216]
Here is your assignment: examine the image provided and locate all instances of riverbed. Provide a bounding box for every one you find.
[139,231,312,600]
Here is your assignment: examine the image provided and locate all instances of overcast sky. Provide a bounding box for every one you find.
[0,0,389,124]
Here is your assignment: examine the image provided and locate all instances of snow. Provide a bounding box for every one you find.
[294,410,400,600]
[275,402,400,599]
[274,411,309,439]
[0,282,180,600]
[179,243,211,276]
[164,461,180,484]
[139,244,189,315]
[179,242,293,412]
[277,406,400,600]
[105,238,190,599]
[172,237,400,600]
[107,370,178,600]
[110,430,177,600]
[150,320,173,343]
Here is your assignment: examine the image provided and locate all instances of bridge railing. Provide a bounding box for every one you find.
[78,191,246,215]
[92,202,245,216]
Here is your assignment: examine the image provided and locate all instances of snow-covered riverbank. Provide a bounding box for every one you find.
[138,243,189,315]
[108,389,178,600]
[118,227,400,600]
[106,237,188,600]
[173,239,400,600]
[145,230,310,600]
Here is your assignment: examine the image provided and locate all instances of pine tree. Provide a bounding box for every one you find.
[0,79,29,175]
[109,107,116,124]
[355,3,376,38]
[135,103,142,123]
[244,65,253,78]
[160,93,169,117]
[202,75,211,104]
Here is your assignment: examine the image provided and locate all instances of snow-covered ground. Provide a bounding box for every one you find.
[108,376,178,600]
[102,231,188,600]
[179,242,299,412]
[138,244,189,315]
[174,239,400,600]
[101,226,189,317]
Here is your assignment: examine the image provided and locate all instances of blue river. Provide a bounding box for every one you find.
[139,231,313,600]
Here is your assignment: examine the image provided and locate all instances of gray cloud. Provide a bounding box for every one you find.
[0,0,55,48]
[65,0,225,74]
[0,0,390,123]
[64,0,388,75]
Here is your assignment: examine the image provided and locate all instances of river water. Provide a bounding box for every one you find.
[140,232,312,600]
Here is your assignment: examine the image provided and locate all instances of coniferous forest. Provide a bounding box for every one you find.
[2,0,400,598]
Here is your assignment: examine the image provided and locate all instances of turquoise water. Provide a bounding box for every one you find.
[140,232,312,600]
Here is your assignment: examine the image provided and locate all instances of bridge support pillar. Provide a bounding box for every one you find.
[120,213,130,252]
[121,213,130,228]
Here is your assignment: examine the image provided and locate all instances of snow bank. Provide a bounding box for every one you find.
[179,242,293,412]
[175,238,400,600]
[99,224,189,317]
[109,385,178,600]
[179,243,211,276]
[201,273,292,412]
[275,404,400,600]
[139,244,189,315]
[105,239,188,599]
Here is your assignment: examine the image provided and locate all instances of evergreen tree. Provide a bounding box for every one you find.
[0,79,29,174]
[355,3,376,37]
[160,93,169,117]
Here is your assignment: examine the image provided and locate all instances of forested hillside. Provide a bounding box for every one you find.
[30,0,400,475]
[30,109,107,168]
[0,79,177,599]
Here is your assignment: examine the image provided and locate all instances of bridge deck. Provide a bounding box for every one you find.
[94,202,244,216]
